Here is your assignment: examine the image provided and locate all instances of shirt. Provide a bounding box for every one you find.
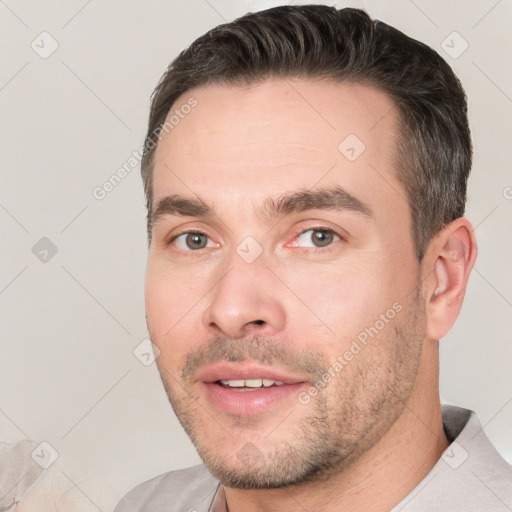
[114,405,512,511]
[0,439,100,511]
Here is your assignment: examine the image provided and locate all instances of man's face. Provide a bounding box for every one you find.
[146,79,426,488]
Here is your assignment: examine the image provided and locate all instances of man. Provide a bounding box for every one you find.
[115,5,511,511]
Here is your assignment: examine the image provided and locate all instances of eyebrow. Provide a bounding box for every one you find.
[259,186,372,221]
[152,194,212,226]
[151,186,372,227]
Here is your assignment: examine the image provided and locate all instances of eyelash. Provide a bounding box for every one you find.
[290,226,342,251]
[168,226,343,254]
[168,229,210,247]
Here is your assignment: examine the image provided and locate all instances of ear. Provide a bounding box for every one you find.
[423,218,478,341]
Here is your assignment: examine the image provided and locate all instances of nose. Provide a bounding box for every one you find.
[202,253,286,339]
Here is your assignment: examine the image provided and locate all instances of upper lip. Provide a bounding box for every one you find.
[196,362,307,385]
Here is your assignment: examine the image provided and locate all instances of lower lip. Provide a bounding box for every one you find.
[202,382,305,416]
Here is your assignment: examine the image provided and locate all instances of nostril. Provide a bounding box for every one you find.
[253,320,265,326]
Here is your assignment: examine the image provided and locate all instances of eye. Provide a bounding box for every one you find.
[296,228,340,248]
[172,231,213,251]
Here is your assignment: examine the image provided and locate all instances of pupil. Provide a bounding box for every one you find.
[313,230,333,247]
[186,233,207,249]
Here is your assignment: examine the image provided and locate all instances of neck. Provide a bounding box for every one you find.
[223,355,448,512]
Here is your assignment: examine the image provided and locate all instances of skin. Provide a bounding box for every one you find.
[145,79,477,512]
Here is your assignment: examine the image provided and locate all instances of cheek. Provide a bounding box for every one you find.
[283,260,402,348]
[146,254,207,322]
[145,270,174,337]
[145,264,207,361]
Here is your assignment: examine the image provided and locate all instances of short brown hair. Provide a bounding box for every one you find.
[142,5,471,259]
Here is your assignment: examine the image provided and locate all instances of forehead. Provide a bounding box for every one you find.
[151,79,406,221]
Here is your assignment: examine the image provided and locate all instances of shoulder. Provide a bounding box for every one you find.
[114,464,219,512]
[0,439,102,512]
[395,405,512,511]
[453,406,512,509]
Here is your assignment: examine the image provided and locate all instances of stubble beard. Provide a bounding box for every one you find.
[155,291,425,490]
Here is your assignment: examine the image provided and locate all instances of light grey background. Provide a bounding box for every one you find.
[1,0,511,509]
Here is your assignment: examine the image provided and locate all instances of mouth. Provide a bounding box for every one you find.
[196,363,308,416]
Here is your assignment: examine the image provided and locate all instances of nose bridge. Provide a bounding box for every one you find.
[202,244,286,338]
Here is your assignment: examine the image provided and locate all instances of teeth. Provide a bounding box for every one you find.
[219,379,285,388]
[220,379,245,387]
[245,379,263,388]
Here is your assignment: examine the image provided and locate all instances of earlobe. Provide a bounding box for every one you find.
[425,218,478,341]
